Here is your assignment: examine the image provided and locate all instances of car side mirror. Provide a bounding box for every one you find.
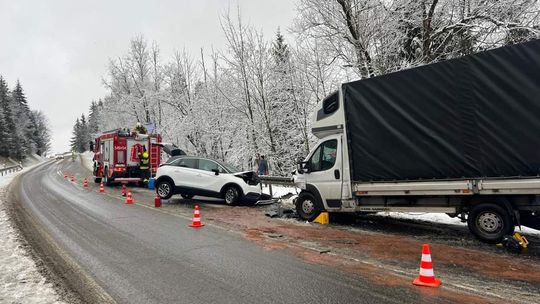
[211,168,219,175]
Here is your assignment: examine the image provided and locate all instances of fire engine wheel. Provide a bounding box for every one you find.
[103,167,109,185]
[103,168,112,186]
[94,177,102,183]
[156,180,173,200]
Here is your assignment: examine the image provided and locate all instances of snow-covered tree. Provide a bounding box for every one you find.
[30,110,51,156]
[0,76,51,159]
[293,0,540,77]
[12,81,35,156]
[87,1,539,176]
[70,114,91,153]
[0,76,12,157]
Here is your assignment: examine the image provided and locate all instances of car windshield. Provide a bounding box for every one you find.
[216,160,240,173]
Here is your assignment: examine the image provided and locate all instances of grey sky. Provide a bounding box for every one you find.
[0,0,297,154]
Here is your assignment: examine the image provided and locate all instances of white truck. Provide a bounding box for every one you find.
[293,39,540,243]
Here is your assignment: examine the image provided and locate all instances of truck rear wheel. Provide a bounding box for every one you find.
[295,192,322,222]
[467,203,514,244]
[103,167,111,186]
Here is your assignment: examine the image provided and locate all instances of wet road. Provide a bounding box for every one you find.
[10,159,441,304]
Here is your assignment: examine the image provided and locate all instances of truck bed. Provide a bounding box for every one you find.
[353,177,540,196]
[342,39,540,182]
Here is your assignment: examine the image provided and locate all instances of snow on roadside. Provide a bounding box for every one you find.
[80,151,94,172]
[0,165,66,303]
[265,185,540,236]
[377,211,540,236]
[260,184,299,198]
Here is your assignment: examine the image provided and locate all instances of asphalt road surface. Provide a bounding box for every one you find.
[11,159,466,304]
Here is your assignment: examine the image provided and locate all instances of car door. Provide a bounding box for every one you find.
[195,159,226,195]
[170,158,199,190]
[304,137,342,207]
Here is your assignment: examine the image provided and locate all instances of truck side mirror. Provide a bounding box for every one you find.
[297,161,310,174]
[296,163,304,174]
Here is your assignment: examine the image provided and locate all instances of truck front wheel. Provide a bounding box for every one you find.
[296,192,322,221]
[467,203,514,244]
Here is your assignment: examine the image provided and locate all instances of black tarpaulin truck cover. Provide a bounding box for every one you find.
[343,39,540,182]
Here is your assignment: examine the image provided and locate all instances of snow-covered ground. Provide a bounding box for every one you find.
[80,151,94,172]
[265,185,540,236]
[0,164,66,304]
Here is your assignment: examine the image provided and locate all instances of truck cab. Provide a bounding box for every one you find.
[294,89,353,220]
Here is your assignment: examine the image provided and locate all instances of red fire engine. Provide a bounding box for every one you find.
[92,129,162,185]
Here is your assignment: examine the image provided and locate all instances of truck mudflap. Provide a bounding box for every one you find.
[520,212,540,230]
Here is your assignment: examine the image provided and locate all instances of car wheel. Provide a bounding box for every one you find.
[295,192,322,222]
[156,180,174,200]
[181,194,194,199]
[224,186,240,205]
[467,203,514,244]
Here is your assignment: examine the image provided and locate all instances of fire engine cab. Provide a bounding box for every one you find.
[92,129,162,185]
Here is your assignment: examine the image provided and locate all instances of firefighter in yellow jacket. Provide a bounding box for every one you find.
[139,149,150,183]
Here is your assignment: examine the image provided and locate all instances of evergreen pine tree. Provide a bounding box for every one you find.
[88,100,101,137]
[70,118,81,152]
[272,28,290,64]
[11,80,32,158]
[0,76,10,157]
[80,114,90,152]
[0,76,19,159]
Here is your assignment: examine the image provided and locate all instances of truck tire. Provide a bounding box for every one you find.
[467,203,515,244]
[93,163,100,183]
[156,180,174,200]
[103,167,112,186]
[295,192,322,222]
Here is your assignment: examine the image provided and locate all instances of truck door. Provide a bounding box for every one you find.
[304,135,342,207]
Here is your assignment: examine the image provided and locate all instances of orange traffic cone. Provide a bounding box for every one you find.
[413,244,441,288]
[70,175,75,182]
[121,184,127,197]
[99,182,105,193]
[64,173,68,179]
[125,190,134,204]
[83,178,89,188]
[154,194,161,208]
[189,205,204,227]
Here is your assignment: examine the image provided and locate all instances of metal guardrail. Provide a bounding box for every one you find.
[259,176,295,186]
[0,164,23,176]
[259,176,296,198]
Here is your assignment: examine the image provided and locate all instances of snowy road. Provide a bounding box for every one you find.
[8,159,432,304]
[9,158,540,303]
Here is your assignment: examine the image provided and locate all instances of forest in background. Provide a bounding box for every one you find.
[71,0,540,175]
[0,75,51,161]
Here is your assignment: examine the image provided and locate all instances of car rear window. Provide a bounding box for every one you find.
[177,158,198,169]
